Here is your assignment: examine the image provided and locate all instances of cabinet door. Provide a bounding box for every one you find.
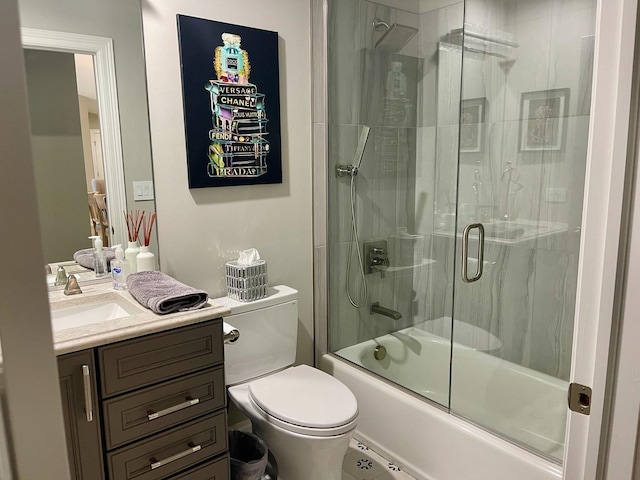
[58,350,105,480]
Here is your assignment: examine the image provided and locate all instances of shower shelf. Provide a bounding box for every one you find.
[386,258,436,273]
[433,220,568,246]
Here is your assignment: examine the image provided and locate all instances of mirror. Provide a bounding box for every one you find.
[18,0,157,278]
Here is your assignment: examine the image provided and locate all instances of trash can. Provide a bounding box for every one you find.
[229,430,269,480]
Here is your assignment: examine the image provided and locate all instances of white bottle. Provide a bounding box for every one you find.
[111,245,130,290]
[92,236,108,277]
[136,246,156,272]
[125,241,139,274]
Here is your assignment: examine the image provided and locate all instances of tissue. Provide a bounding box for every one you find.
[237,248,260,266]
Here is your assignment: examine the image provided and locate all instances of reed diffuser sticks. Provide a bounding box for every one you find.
[141,212,157,247]
[123,210,145,243]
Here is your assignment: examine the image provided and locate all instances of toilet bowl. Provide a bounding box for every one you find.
[222,286,358,480]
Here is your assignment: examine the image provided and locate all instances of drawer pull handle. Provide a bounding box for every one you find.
[147,397,200,421]
[82,364,93,422]
[150,442,201,470]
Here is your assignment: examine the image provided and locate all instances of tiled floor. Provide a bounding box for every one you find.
[342,439,416,480]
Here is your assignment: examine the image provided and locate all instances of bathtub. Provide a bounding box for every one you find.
[321,322,566,480]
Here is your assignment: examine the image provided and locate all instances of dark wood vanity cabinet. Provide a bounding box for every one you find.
[58,319,230,480]
[58,349,106,480]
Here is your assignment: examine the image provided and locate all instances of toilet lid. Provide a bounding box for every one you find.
[248,365,358,429]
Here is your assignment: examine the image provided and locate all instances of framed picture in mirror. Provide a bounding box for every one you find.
[519,88,570,152]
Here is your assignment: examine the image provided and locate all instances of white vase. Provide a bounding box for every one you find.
[137,246,156,272]
[125,241,140,273]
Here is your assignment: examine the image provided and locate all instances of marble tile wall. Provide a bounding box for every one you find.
[429,0,596,380]
[319,0,595,381]
[326,0,426,351]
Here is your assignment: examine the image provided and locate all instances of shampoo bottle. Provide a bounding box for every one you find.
[111,245,130,290]
[92,236,108,277]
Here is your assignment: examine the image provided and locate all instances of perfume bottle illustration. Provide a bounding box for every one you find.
[205,32,270,178]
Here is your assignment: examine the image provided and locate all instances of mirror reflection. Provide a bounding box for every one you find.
[24,50,107,260]
[18,0,157,282]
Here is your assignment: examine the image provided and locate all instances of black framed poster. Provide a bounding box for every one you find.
[177,15,282,188]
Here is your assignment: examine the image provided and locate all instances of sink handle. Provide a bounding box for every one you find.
[64,275,83,296]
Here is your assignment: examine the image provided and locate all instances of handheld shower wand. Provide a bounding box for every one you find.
[336,126,371,308]
[335,126,371,177]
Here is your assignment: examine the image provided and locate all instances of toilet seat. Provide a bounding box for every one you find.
[246,365,358,437]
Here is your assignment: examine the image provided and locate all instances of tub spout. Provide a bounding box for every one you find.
[370,302,402,320]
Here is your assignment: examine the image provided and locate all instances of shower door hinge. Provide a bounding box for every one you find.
[568,383,592,415]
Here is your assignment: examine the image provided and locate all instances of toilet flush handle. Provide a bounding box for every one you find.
[223,322,240,344]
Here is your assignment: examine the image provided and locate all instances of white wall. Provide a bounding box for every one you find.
[141,0,314,365]
[24,49,90,262]
[0,0,70,476]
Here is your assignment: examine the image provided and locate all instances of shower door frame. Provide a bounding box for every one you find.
[563,0,638,477]
[311,0,638,478]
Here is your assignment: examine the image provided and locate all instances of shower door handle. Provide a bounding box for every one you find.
[461,223,485,283]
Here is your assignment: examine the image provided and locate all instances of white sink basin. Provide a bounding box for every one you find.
[50,295,135,331]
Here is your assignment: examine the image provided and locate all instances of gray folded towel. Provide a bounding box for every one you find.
[127,271,209,314]
[73,247,116,272]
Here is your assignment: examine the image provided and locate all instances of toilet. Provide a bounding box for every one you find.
[222,285,358,480]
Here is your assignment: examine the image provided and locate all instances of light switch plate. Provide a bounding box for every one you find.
[133,181,154,201]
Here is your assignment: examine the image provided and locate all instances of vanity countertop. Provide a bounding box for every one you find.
[49,281,231,355]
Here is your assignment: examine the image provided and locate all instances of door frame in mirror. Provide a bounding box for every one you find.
[21,27,128,248]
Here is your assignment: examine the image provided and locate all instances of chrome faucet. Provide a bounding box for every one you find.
[64,274,83,296]
[370,302,402,320]
[501,161,523,221]
[54,266,68,286]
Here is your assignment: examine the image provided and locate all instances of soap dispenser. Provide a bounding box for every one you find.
[110,244,130,290]
[90,235,108,277]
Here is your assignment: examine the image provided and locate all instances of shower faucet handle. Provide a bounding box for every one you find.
[364,240,390,275]
[371,257,388,267]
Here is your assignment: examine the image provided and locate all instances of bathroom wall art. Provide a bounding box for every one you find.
[177,15,282,188]
[518,88,569,152]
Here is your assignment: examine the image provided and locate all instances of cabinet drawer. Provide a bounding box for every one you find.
[103,366,226,449]
[107,412,227,480]
[99,321,223,397]
[168,455,229,479]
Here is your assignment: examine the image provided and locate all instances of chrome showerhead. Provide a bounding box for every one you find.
[373,17,418,53]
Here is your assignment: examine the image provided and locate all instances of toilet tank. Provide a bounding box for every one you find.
[222,285,298,386]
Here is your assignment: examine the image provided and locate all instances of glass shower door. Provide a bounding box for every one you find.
[326,0,462,410]
[449,0,597,462]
